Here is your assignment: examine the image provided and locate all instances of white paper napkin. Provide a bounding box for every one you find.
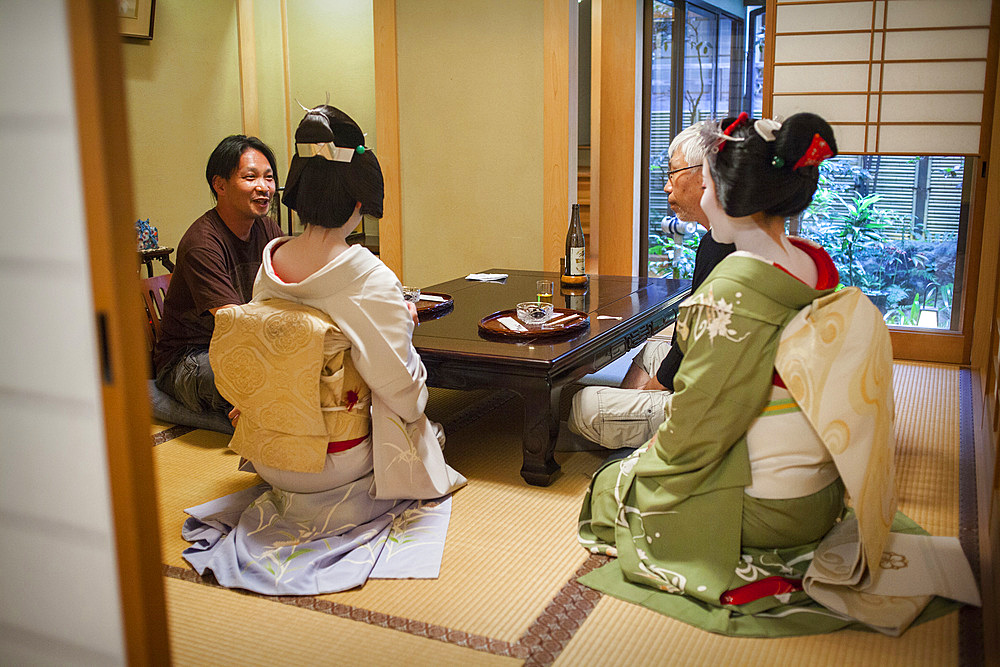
[466,273,508,282]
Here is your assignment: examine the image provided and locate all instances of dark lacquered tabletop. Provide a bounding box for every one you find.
[412,269,688,368]
[410,268,689,485]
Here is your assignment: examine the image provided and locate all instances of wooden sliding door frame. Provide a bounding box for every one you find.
[762,0,1000,364]
[68,0,170,663]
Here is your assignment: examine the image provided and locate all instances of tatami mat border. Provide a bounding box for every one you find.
[162,554,609,665]
[958,369,983,667]
[152,425,194,446]
[161,565,530,659]
[517,554,609,667]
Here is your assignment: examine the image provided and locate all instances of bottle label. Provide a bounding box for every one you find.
[569,247,585,275]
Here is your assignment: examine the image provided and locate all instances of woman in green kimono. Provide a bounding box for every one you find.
[578,112,848,633]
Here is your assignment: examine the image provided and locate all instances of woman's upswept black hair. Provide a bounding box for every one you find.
[282,105,383,229]
[708,112,837,218]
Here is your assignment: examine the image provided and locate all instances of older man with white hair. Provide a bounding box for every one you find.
[568,121,736,448]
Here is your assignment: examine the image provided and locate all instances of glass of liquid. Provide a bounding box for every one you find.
[536,279,554,303]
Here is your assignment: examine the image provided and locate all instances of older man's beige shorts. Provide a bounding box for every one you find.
[568,339,673,449]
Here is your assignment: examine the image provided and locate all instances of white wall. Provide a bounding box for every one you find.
[0,1,126,664]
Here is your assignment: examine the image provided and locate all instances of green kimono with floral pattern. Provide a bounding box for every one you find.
[577,252,957,636]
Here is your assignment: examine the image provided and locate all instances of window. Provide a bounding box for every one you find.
[644,0,750,279]
[799,155,969,330]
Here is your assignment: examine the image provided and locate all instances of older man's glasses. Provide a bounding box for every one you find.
[664,163,703,184]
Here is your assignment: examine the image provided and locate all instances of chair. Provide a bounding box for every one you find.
[141,273,171,353]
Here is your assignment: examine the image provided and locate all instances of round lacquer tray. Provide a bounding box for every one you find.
[478,307,589,339]
[416,292,454,320]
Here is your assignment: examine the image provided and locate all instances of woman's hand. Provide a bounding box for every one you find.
[228,407,241,427]
[406,301,419,326]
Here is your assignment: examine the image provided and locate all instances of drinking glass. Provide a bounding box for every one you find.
[402,286,421,303]
[536,280,554,303]
[517,301,554,325]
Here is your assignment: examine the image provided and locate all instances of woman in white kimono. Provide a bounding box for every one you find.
[182,105,465,595]
[577,112,978,636]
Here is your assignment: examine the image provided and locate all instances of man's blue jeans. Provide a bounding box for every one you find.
[155,346,231,415]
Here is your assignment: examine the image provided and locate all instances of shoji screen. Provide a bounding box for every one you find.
[768,0,992,155]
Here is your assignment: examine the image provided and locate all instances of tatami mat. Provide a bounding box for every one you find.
[155,430,256,568]
[892,362,959,536]
[156,362,973,665]
[164,577,521,667]
[555,595,957,666]
[154,397,605,643]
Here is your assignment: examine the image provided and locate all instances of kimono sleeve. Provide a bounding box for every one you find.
[339,269,428,424]
[637,279,781,477]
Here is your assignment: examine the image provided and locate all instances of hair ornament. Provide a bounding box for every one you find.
[754,117,782,142]
[697,117,745,157]
[723,112,750,137]
[298,141,356,163]
[771,156,785,168]
[792,133,835,170]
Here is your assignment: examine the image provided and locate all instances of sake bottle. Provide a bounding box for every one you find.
[561,204,589,287]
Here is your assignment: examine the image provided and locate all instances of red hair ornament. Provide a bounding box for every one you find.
[792,133,834,170]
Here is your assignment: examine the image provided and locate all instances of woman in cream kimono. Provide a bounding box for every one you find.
[181,105,465,595]
[577,113,978,636]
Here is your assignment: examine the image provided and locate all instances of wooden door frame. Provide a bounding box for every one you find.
[68,1,170,663]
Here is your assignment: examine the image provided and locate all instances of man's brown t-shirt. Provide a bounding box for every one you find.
[153,209,282,372]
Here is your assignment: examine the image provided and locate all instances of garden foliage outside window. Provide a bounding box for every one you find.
[645,1,971,332]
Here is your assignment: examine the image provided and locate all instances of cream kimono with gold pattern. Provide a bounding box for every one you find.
[242,239,465,499]
[180,240,464,595]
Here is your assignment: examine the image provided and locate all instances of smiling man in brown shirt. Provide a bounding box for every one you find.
[154,135,283,416]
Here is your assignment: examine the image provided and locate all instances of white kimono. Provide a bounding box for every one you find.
[180,239,464,595]
[249,238,466,499]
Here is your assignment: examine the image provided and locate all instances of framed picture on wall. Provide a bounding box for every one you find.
[118,0,155,40]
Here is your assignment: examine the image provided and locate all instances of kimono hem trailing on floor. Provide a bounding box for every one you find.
[182,242,465,595]
[578,248,979,636]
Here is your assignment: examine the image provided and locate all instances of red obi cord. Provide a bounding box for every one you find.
[327,434,369,453]
[720,576,803,605]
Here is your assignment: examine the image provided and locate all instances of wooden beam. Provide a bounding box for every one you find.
[236,0,260,137]
[762,0,776,119]
[590,0,602,271]
[968,0,1000,368]
[67,1,170,663]
[596,0,639,276]
[373,0,403,278]
[543,0,578,272]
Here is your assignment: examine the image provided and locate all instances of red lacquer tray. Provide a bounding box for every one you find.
[416,292,454,320]
[478,307,589,339]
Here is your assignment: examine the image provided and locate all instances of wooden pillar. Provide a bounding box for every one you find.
[543,0,578,271]
[373,0,403,278]
[67,0,170,663]
[595,0,640,276]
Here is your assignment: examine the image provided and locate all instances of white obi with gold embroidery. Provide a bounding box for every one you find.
[210,298,372,473]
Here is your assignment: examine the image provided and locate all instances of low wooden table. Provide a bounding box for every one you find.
[412,269,689,485]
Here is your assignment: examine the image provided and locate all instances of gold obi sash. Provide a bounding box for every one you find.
[210,299,372,473]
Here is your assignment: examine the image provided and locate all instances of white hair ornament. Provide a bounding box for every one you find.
[754,118,783,142]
